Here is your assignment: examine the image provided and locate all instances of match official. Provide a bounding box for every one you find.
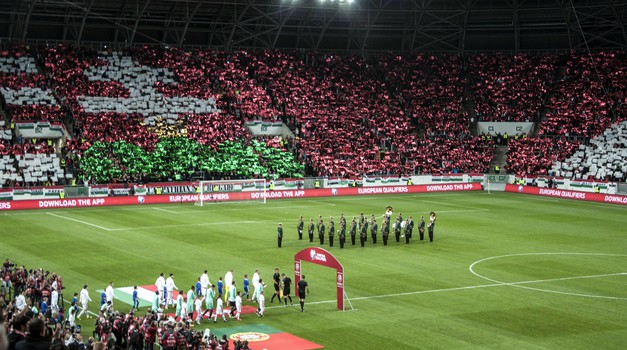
[297,275,309,312]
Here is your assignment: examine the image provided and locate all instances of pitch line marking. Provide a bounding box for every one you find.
[1,204,330,216]
[267,269,627,310]
[153,207,177,214]
[105,209,488,231]
[417,199,484,210]
[108,220,267,231]
[469,252,627,300]
[46,212,113,231]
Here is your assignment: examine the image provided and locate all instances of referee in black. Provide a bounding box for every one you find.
[270,268,281,303]
[281,273,293,307]
[297,275,309,312]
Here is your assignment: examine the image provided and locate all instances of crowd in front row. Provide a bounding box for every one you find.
[1,259,313,350]
[278,207,437,248]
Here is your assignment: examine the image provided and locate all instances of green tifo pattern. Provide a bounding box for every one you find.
[79,138,304,183]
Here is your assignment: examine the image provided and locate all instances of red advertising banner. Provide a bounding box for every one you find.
[0,182,482,211]
[504,184,627,205]
[294,247,344,311]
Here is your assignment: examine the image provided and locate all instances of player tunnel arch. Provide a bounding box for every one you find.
[294,247,345,311]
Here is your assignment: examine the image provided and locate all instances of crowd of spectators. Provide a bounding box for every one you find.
[506,52,626,179]
[0,42,626,185]
[540,52,626,138]
[0,45,68,187]
[0,259,245,350]
[469,53,559,122]
[550,120,627,181]
[505,137,581,176]
[78,138,302,183]
[0,259,75,350]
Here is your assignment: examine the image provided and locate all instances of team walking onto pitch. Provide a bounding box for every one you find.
[136,268,302,325]
[286,207,437,248]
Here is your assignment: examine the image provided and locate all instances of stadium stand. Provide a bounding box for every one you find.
[0,45,67,186]
[551,121,627,181]
[469,53,559,122]
[506,52,626,179]
[0,42,625,184]
[540,52,626,138]
[505,137,581,176]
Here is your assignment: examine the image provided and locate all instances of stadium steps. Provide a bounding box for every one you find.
[33,47,77,136]
[533,65,567,136]
[0,104,7,121]
[489,145,508,173]
[462,81,478,136]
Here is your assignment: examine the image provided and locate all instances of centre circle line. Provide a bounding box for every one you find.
[468,252,627,300]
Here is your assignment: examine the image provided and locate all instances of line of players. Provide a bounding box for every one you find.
[295,208,437,248]
[144,268,307,325]
[150,271,259,324]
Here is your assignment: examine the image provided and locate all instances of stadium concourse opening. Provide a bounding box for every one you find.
[294,247,347,311]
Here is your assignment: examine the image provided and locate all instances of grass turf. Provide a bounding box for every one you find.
[2,191,626,349]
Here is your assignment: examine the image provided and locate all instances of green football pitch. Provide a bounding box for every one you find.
[2,191,627,349]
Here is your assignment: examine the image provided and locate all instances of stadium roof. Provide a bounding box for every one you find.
[1,0,625,53]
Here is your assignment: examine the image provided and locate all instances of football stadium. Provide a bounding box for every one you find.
[0,1,626,350]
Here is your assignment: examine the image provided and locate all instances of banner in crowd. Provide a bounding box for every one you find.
[468,174,484,183]
[134,185,148,195]
[90,186,110,197]
[363,176,407,185]
[327,178,349,186]
[0,183,482,210]
[280,179,303,188]
[431,174,464,182]
[245,121,289,136]
[477,122,533,136]
[16,121,70,139]
[504,184,627,205]
[570,180,608,189]
[11,187,63,200]
[533,176,565,186]
[0,191,13,200]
